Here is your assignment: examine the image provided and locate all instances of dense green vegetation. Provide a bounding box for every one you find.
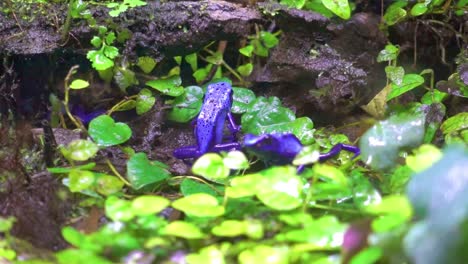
[0,0,467,263]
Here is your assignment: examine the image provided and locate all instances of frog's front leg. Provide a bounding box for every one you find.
[173,142,242,160]
[319,143,360,161]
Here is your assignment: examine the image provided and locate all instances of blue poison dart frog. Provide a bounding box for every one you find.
[173,82,241,160]
[244,133,360,171]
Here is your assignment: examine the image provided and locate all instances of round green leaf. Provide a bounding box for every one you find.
[406,144,443,173]
[69,169,95,192]
[105,196,135,222]
[88,115,132,147]
[238,245,288,264]
[114,67,138,91]
[377,44,400,62]
[186,246,226,264]
[256,167,303,211]
[136,88,156,115]
[227,174,264,198]
[95,174,124,196]
[322,0,351,19]
[127,153,170,189]
[103,45,119,59]
[172,193,225,217]
[114,100,136,111]
[69,79,90,89]
[239,45,254,57]
[180,178,222,197]
[410,3,428,16]
[168,86,204,122]
[163,221,205,239]
[146,75,184,97]
[223,151,249,170]
[131,195,170,216]
[90,36,102,48]
[383,6,407,26]
[61,139,98,161]
[385,66,405,85]
[192,153,230,182]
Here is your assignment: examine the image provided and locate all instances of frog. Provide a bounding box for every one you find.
[244,133,360,170]
[173,82,241,160]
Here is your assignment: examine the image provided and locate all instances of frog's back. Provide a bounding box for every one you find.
[196,82,233,153]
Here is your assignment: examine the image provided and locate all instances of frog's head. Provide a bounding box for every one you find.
[206,82,232,97]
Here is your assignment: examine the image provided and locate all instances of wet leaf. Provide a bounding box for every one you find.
[377,44,400,62]
[359,108,426,170]
[441,112,468,135]
[232,87,256,114]
[168,86,204,122]
[187,245,225,264]
[256,166,303,210]
[172,193,225,217]
[192,153,230,183]
[227,174,263,198]
[146,75,184,97]
[95,174,124,196]
[212,220,246,237]
[136,88,156,115]
[87,50,114,71]
[385,66,404,85]
[387,74,425,101]
[410,3,428,16]
[322,0,351,19]
[383,3,407,26]
[223,151,249,170]
[127,153,170,189]
[238,245,288,264]
[114,67,137,91]
[69,169,95,192]
[61,139,98,161]
[89,115,132,146]
[105,196,135,222]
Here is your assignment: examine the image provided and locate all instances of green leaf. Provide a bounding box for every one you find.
[237,63,253,77]
[89,115,132,146]
[293,145,320,166]
[127,153,170,189]
[114,67,138,91]
[137,56,157,74]
[441,112,468,135]
[172,193,225,217]
[205,51,223,65]
[68,169,95,192]
[385,66,404,85]
[321,0,351,19]
[90,36,102,48]
[350,247,382,264]
[227,174,263,198]
[280,0,306,9]
[383,5,407,26]
[61,226,86,248]
[406,144,443,173]
[105,32,116,45]
[114,100,136,111]
[312,164,348,186]
[57,249,113,264]
[185,53,198,71]
[48,162,96,174]
[256,166,303,210]
[212,220,246,237]
[168,86,204,122]
[87,50,114,71]
[223,151,249,170]
[60,139,98,161]
[359,108,426,170]
[180,178,221,197]
[192,153,230,183]
[193,67,210,83]
[136,88,156,115]
[103,45,119,59]
[131,195,170,216]
[238,245,289,264]
[186,245,226,264]
[95,174,124,196]
[377,44,400,62]
[260,31,279,48]
[366,195,413,220]
[105,196,134,221]
[232,87,256,114]
[69,79,90,89]
[0,216,15,232]
[410,3,428,16]
[387,74,425,101]
[163,221,205,239]
[239,45,254,57]
[146,75,184,97]
[252,39,269,57]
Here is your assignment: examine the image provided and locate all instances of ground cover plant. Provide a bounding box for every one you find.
[0,0,467,263]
